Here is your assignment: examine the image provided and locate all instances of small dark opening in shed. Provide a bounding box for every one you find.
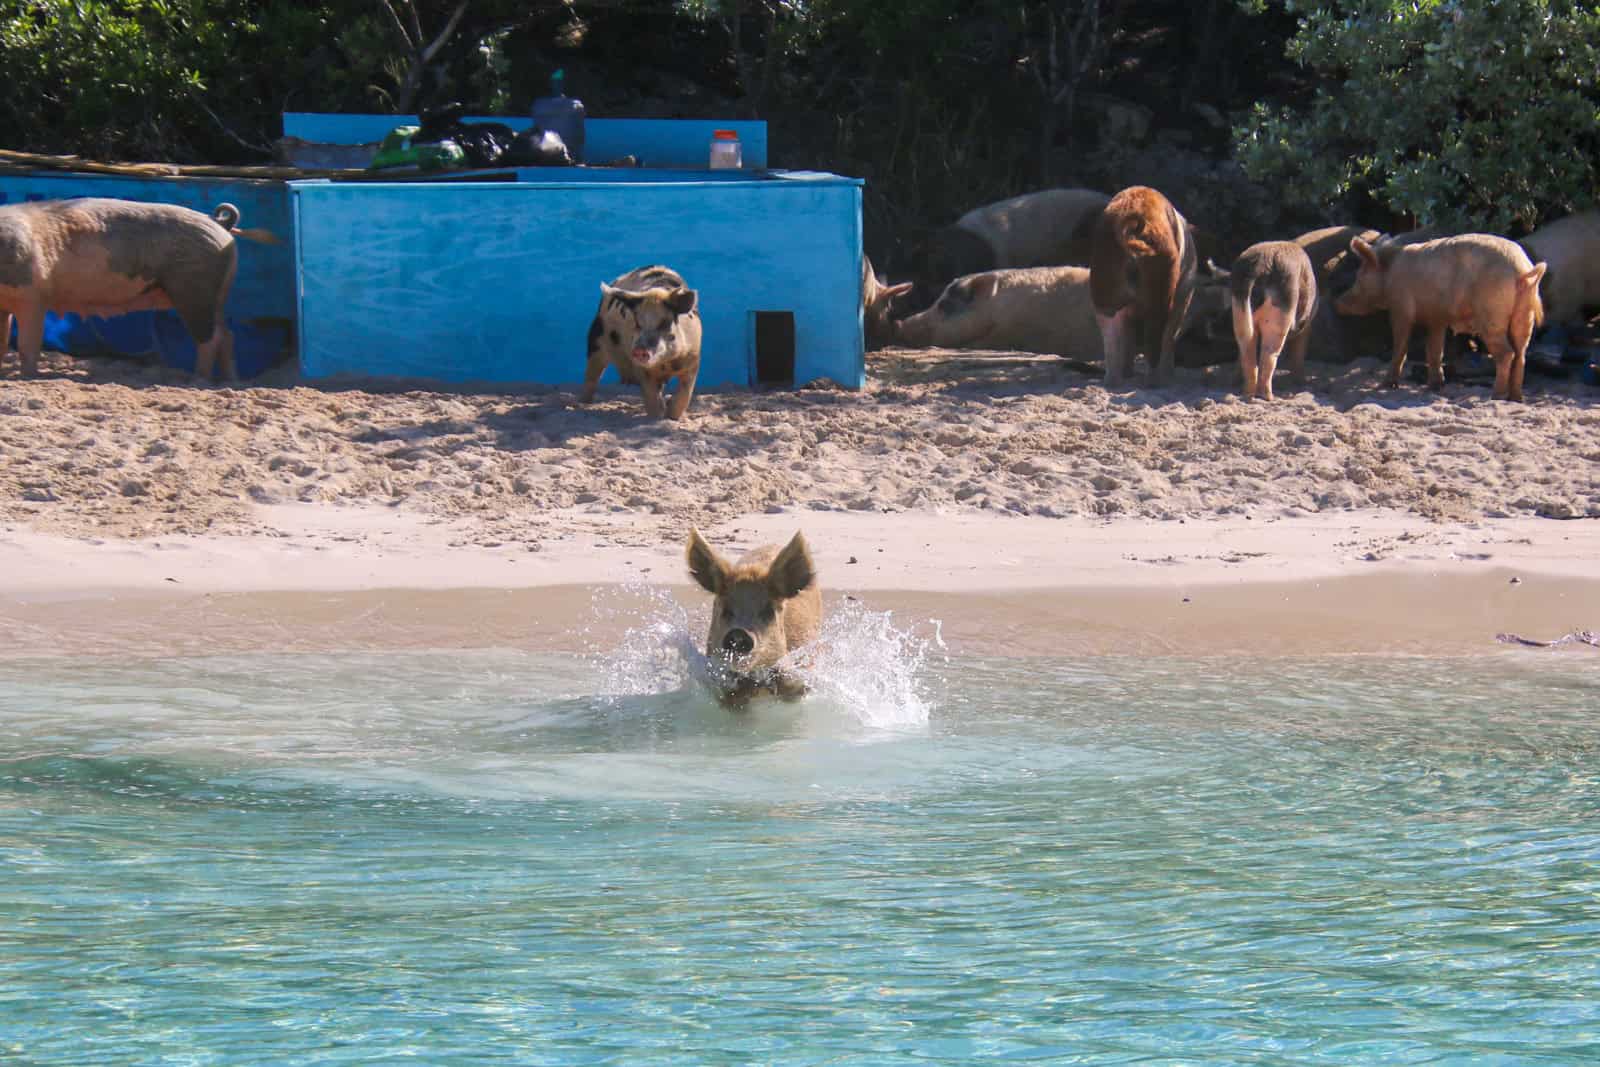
[754,311,796,386]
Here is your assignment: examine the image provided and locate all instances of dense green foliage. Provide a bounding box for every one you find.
[2,1,1593,259]
[1235,0,1600,234]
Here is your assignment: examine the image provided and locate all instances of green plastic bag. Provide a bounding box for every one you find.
[368,125,467,172]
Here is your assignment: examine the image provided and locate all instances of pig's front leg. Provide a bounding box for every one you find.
[666,368,698,420]
[639,377,666,418]
[14,304,44,377]
[1384,310,1414,389]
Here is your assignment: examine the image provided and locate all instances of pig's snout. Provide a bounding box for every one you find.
[630,344,653,364]
[721,629,755,656]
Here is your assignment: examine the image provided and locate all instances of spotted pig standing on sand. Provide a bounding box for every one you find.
[582,265,701,419]
[686,527,821,708]
[0,197,279,379]
[1088,185,1198,386]
[1213,241,1318,401]
[1335,234,1546,401]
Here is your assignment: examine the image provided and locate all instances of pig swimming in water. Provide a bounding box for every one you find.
[685,527,821,708]
[0,197,279,379]
[1335,234,1546,400]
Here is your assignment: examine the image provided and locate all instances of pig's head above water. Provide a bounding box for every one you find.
[598,281,698,370]
[685,527,823,706]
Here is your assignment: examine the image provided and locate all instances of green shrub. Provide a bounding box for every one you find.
[1234,0,1600,233]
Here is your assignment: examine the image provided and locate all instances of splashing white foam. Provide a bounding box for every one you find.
[584,584,940,729]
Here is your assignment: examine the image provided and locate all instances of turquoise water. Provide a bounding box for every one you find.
[2,602,1599,1064]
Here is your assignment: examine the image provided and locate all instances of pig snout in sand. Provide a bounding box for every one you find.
[685,527,822,709]
[1335,234,1546,401]
[0,198,279,380]
[1088,186,1198,387]
[862,255,914,351]
[583,265,702,420]
[1216,241,1318,401]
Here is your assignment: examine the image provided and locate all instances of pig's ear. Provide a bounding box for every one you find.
[970,274,1001,302]
[768,531,817,600]
[666,287,698,315]
[686,527,728,594]
[1521,262,1548,291]
[1350,238,1379,269]
[883,281,915,300]
[600,282,617,298]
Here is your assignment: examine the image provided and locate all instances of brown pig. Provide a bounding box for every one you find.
[1217,241,1318,401]
[1335,234,1546,400]
[1089,185,1198,386]
[890,266,1102,359]
[0,197,279,379]
[583,265,702,420]
[1520,211,1600,328]
[686,527,822,708]
[862,255,914,351]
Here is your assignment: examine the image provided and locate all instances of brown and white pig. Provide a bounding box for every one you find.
[582,265,702,420]
[0,198,279,379]
[1520,211,1600,328]
[1334,234,1546,400]
[929,188,1111,288]
[863,255,914,351]
[1216,241,1318,401]
[685,527,822,708]
[889,265,1102,360]
[1089,185,1198,386]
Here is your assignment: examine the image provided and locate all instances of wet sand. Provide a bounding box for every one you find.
[0,350,1596,662]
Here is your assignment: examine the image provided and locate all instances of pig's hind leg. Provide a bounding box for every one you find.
[580,315,609,403]
[1,312,11,373]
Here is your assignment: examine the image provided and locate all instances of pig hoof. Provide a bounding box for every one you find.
[1429,378,1445,392]
[1383,376,1400,390]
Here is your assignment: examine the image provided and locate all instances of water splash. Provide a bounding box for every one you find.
[786,598,942,729]
[585,584,939,729]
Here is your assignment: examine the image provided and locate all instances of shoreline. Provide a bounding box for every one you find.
[2,507,1596,660]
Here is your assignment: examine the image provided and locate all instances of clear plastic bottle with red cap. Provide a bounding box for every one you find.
[709,129,743,170]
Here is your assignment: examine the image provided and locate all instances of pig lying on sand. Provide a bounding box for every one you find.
[890,266,1102,359]
[1520,211,1600,328]
[1089,185,1198,386]
[1212,241,1317,401]
[583,265,702,420]
[0,198,279,379]
[1335,234,1546,400]
[686,527,821,708]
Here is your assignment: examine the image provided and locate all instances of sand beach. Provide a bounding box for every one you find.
[0,347,1595,661]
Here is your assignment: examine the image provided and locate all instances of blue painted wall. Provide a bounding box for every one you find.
[0,172,295,375]
[283,113,769,169]
[291,174,863,389]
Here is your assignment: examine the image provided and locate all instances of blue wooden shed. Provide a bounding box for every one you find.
[287,114,864,390]
[2,116,868,390]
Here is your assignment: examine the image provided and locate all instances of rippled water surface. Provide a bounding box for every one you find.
[2,607,1598,1064]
